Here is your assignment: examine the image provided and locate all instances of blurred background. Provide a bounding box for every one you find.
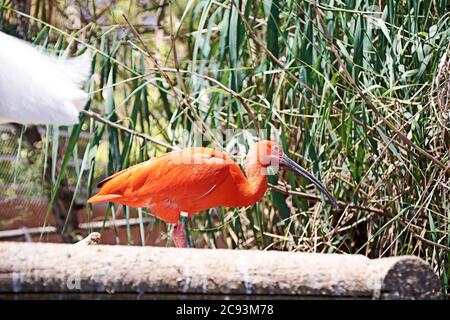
[0,0,449,294]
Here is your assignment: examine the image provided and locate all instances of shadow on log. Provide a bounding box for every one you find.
[0,242,441,299]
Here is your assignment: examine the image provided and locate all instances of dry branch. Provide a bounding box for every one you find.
[74,232,101,246]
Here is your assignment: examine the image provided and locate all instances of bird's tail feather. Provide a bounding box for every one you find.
[87,194,122,204]
[55,49,92,87]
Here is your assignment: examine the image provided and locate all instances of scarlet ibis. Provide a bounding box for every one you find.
[88,140,338,247]
[0,31,91,125]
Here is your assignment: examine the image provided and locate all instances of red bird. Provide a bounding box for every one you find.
[88,140,338,247]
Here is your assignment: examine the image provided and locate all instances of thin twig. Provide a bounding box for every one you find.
[269,183,384,214]
[409,232,450,253]
[82,110,177,150]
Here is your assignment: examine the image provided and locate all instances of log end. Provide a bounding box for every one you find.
[375,256,442,299]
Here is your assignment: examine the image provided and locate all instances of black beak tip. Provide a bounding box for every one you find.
[332,201,342,212]
[281,155,340,211]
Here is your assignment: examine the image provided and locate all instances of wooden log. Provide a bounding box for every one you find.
[0,242,441,299]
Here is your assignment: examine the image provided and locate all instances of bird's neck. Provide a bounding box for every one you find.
[235,153,268,205]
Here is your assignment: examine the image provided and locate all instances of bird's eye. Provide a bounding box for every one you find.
[272,145,283,157]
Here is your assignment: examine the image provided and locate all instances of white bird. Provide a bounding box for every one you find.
[0,31,91,126]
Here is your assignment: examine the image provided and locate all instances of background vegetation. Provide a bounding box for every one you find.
[0,0,449,295]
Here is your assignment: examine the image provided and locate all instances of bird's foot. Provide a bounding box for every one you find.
[172,212,189,248]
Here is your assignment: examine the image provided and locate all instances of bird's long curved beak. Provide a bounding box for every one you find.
[280,155,339,209]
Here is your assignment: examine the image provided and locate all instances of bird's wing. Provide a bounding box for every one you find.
[89,148,235,206]
[96,161,147,188]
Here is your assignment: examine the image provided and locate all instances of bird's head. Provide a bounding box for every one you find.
[251,140,339,209]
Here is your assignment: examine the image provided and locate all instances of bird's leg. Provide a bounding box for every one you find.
[173,211,189,248]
